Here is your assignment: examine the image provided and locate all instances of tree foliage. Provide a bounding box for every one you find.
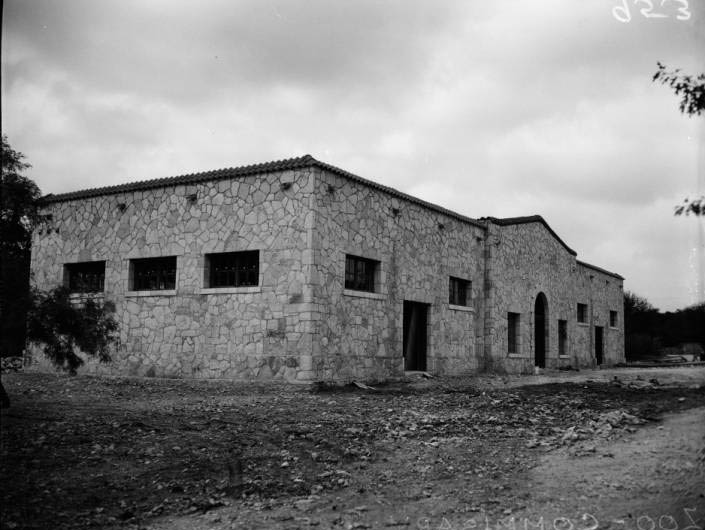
[1,136,119,380]
[623,291,659,360]
[624,291,656,315]
[652,63,705,216]
[623,291,705,361]
[653,62,705,117]
[1,135,42,356]
[673,197,703,216]
[26,286,119,375]
[1,135,44,253]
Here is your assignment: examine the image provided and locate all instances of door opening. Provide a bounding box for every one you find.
[403,301,428,371]
[595,326,604,364]
[534,293,548,368]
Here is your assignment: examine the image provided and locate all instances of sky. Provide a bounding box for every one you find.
[2,0,704,311]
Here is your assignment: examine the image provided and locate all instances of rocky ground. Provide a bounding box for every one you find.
[1,367,703,530]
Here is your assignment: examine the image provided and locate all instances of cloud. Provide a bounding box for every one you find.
[3,0,470,106]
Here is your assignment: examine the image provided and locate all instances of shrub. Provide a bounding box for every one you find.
[26,285,119,374]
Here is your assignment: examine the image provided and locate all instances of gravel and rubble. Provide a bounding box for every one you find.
[1,369,704,530]
[0,356,24,373]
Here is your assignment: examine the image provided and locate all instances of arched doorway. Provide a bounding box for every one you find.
[534,293,548,368]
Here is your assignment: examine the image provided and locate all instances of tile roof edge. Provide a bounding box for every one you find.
[481,215,578,256]
[38,154,487,229]
[309,159,486,229]
[576,260,624,280]
[39,154,318,204]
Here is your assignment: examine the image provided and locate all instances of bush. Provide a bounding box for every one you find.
[26,286,119,374]
[625,333,660,361]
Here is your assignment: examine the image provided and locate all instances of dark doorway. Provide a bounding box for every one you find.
[534,293,548,368]
[403,301,428,371]
[595,326,604,365]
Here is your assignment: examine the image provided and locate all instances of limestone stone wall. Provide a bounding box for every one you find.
[310,168,486,381]
[30,168,318,380]
[486,221,624,373]
[29,158,624,381]
[574,263,625,366]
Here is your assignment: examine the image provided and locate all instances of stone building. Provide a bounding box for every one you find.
[30,155,625,381]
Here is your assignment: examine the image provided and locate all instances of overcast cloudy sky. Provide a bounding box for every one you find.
[2,0,703,311]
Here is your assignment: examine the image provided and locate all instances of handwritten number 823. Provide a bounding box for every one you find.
[613,0,691,22]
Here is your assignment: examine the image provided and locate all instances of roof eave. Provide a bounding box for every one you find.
[39,154,319,204]
[38,155,487,229]
[576,260,624,280]
[483,215,577,256]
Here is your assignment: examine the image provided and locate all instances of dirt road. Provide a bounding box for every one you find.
[523,406,705,525]
[1,367,703,530]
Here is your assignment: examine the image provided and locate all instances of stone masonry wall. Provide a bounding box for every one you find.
[485,222,577,373]
[310,168,486,381]
[486,221,624,373]
[574,263,625,366]
[30,168,318,380]
[29,160,624,381]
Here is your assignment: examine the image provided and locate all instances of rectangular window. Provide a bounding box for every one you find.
[131,256,176,291]
[558,319,567,356]
[609,310,618,328]
[508,312,520,354]
[449,277,471,306]
[206,251,259,288]
[577,303,588,323]
[345,255,378,292]
[64,261,105,293]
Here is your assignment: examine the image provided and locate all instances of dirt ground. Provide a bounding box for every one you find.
[1,367,704,530]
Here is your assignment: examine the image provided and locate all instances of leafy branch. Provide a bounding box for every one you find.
[653,62,705,117]
[652,63,704,216]
[27,286,119,375]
